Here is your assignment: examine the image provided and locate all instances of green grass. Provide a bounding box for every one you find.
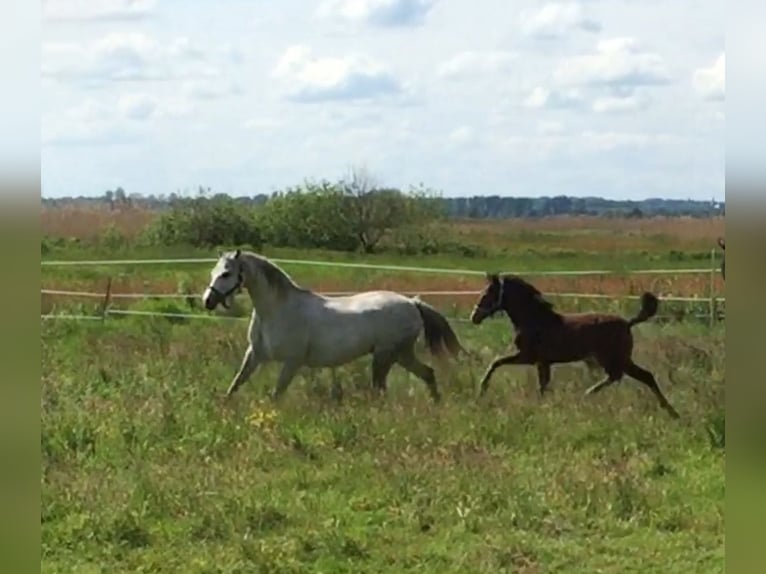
[41,312,724,573]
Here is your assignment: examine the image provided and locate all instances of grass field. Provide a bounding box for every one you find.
[41,212,725,573]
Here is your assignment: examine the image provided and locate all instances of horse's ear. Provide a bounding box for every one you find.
[234,248,241,258]
[218,250,223,258]
[718,238,725,250]
[485,272,499,284]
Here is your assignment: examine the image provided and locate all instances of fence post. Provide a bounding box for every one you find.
[709,248,716,327]
[100,277,113,322]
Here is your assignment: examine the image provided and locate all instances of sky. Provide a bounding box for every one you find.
[41,0,725,200]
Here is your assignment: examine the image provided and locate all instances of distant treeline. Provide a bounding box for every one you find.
[41,187,724,219]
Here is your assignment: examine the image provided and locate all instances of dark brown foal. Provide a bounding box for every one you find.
[470,273,680,419]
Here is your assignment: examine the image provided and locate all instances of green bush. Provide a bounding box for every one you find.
[145,194,262,248]
[139,178,443,254]
[256,179,443,253]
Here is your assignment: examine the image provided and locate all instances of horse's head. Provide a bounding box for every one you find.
[471,273,556,326]
[470,273,505,324]
[203,249,244,310]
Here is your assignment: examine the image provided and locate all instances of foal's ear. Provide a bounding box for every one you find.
[234,248,241,258]
[485,271,499,284]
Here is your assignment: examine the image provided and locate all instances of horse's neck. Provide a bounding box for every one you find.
[505,306,560,331]
[241,259,304,319]
[241,263,279,318]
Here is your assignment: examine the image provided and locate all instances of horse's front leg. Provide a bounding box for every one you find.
[226,345,262,397]
[478,352,531,397]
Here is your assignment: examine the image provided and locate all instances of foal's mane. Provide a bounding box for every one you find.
[500,274,561,324]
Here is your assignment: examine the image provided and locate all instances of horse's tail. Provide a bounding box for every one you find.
[413,298,465,358]
[627,292,659,328]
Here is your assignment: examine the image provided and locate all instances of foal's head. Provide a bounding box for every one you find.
[470,273,556,325]
[203,249,244,310]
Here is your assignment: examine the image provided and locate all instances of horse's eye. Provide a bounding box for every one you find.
[221,272,231,279]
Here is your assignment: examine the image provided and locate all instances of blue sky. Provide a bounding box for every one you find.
[41,0,724,200]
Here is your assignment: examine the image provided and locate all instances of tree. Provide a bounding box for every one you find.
[337,167,443,253]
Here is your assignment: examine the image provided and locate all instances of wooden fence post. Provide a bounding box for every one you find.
[100,277,113,322]
[709,248,716,327]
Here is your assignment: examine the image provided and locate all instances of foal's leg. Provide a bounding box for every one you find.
[271,361,301,402]
[584,360,623,396]
[226,345,262,397]
[478,352,530,397]
[584,375,620,396]
[396,347,441,403]
[625,361,680,419]
[537,362,552,396]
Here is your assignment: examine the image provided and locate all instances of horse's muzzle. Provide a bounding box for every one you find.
[470,307,487,325]
[202,288,219,310]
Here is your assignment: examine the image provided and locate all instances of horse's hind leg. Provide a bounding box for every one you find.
[372,351,396,395]
[271,361,301,402]
[330,368,343,403]
[625,361,680,419]
[396,346,441,403]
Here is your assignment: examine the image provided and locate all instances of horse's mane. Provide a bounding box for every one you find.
[501,274,561,324]
[242,252,307,296]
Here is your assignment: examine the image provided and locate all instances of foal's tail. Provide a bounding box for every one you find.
[413,299,466,358]
[628,292,659,327]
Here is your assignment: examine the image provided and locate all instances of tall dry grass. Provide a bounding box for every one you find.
[41,205,157,241]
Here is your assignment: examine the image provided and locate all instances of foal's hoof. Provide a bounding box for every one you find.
[666,407,681,420]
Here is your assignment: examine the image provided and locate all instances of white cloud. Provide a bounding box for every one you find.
[243,118,283,131]
[118,93,158,120]
[42,0,156,21]
[554,38,670,88]
[537,121,565,136]
[182,80,244,101]
[579,130,678,151]
[316,0,434,27]
[437,51,517,79]
[272,45,401,102]
[503,130,679,156]
[521,2,600,39]
[524,86,584,109]
[592,90,650,113]
[42,33,224,85]
[693,53,725,101]
[447,126,475,146]
[43,100,139,146]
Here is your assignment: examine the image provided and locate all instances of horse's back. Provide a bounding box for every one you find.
[322,290,415,314]
[296,291,423,367]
